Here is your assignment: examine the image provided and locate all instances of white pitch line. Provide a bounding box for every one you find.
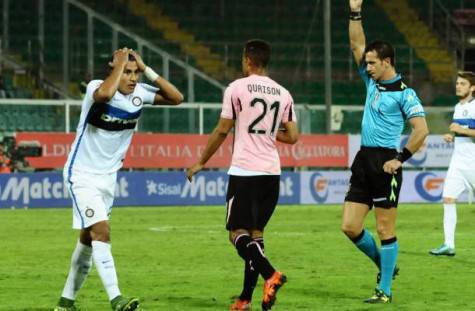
[148,226,305,236]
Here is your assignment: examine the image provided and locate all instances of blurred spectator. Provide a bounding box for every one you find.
[417,74,435,106]
[79,72,92,98]
[0,143,11,173]
[0,74,6,98]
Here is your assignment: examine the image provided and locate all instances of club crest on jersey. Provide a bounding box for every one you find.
[85,208,95,218]
[371,92,380,110]
[132,96,142,106]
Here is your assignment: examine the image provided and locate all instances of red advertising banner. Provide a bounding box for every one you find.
[16,132,348,169]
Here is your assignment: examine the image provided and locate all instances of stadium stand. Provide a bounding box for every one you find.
[0,0,467,132]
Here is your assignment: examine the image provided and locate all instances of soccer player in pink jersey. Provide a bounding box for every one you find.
[187,39,299,311]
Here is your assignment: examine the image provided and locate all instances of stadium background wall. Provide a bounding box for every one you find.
[0,170,468,208]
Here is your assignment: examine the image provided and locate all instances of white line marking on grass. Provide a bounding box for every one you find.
[149,226,305,236]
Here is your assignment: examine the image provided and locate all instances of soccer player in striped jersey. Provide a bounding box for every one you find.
[342,0,429,304]
[187,39,299,311]
[430,71,475,257]
[54,48,183,311]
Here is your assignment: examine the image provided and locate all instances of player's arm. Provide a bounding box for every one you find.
[186,118,235,181]
[93,48,129,103]
[442,132,454,143]
[349,0,365,66]
[449,122,475,137]
[130,50,184,105]
[277,122,299,144]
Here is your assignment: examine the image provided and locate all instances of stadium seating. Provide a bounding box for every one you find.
[0,0,460,133]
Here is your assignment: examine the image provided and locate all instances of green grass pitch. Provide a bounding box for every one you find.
[1,204,475,310]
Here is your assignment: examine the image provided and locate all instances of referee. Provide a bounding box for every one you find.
[341,0,429,304]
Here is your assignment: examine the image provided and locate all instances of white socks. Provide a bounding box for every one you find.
[443,203,457,249]
[61,241,93,300]
[92,241,121,300]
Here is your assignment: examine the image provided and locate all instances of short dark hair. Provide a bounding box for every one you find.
[364,40,395,66]
[244,39,271,68]
[457,71,475,86]
[107,52,136,71]
[108,53,136,64]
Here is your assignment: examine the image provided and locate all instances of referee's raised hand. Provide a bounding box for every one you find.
[349,0,363,12]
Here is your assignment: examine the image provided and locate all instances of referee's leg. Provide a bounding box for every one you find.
[341,202,380,269]
[375,207,398,296]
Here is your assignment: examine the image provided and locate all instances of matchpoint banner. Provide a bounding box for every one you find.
[0,171,470,208]
[16,133,348,169]
[0,172,300,208]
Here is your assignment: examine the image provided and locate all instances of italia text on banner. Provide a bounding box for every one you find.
[16,133,349,169]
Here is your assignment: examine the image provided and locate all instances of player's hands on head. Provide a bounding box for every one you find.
[129,50,146,72]
[349,0,363,12]
[383,159,402,175]
[186,163,204,182]
[449,122,465,135]
[442,133,454,143]
[109,47,130,69]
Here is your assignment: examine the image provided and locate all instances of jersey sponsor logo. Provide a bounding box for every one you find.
[463,109,468,116]
[415,172,444,201]
[87,103,142,131]
[132,96,142,106]
[309,173,329,203]
[100,113,139,125]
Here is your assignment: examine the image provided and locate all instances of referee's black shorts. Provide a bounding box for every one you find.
[345,146,402,209]
[225,175,280,231]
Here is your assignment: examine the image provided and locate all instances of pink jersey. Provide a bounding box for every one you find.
[221,74,296,175]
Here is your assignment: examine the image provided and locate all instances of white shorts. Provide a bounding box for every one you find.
[442,166,475,199]
[64,169,117,229]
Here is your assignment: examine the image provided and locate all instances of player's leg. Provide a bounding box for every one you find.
[55,229,93,310]
[56,173,96,311]
[235,231,262,303]
[365,151,402,304]
[341,201,379,266]
[342,149,381,268]
[226,175,255,310]
[253,176,286,310]
[372,206,397,301]
[229,229,254,311]
[431,168,465,256]
[248,229,286,311]
[88,221,137,311]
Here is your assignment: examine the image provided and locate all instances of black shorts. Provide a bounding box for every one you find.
[225,175,280,231]
[345,147,402,209]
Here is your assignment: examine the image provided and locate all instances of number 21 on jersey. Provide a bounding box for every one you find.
[247,98,280,136]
